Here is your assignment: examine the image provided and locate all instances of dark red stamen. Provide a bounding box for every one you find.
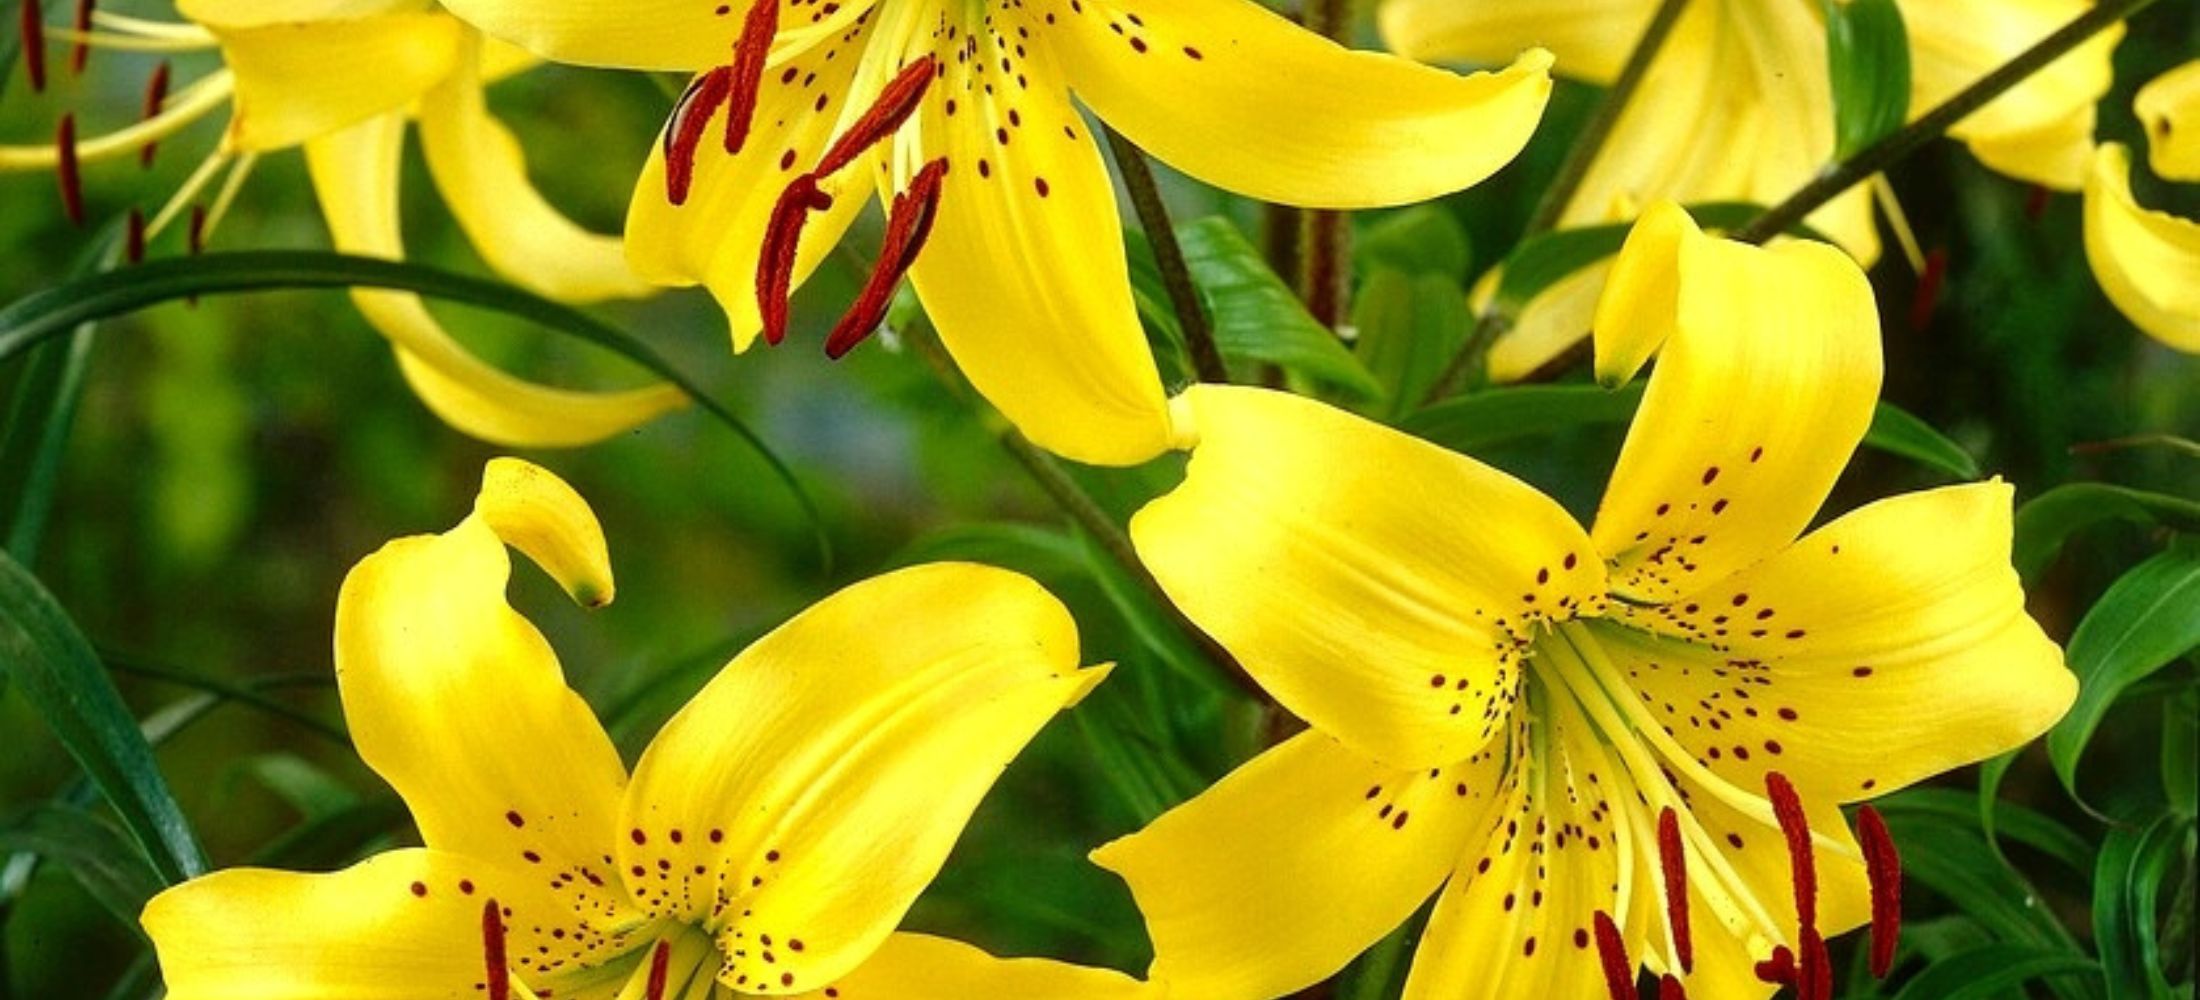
[1753,944,1797,987]
[125,208,145,263]
[1657,807,1694,972]
[479,899,509,1000]
[722,0,779,155]
[55,114,84,226]
[2024,184,2051,221]
[68,0,91,74]
[756,173,832,345]
[1858,805,1903,978]
[645,940,672,1000]
[20,0,45,92]
[823,156,946,359]
[140,60,171,169]
[1659,974,1688,1000]
[1908,247,1946,330]
[812,54,935,178]
[187,204,206,255]
[1799,925,1833,1000]
[1591,910,1635,1000]
[1765,772,1817,927]
[664,67,733,206]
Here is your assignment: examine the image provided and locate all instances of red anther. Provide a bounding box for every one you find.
[2024,184,2051,221]
[187,204,206,255]
[1591,911,1635,1000]
[1753,944,1797,987]
[140,60,171,169]
[1908,247,1946,330]
[1764,772,1817,935]
[1798,925,1833,1000]
[1658,974,1688,1000]
[823,156,946,359]
[479,899,509,1000]
[812,54,936,178]
[125,208,145,263]
[722,0,779,155]
[1858,805,1903,979]
[20,0,45,92]
[1657,807,1693,973]
[645,940,672,1000]
[69,0,90,74]
[55,114,84,226]
[664,67,733,206]
[756,173,833,345]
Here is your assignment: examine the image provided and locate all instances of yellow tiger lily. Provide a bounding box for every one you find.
[2080,63,2200,352]
[140,458,1136,999]
[1382,0,2121,381]
[2,2,686,446]
[434,0,1554,465]
[1093,202,2073,1000]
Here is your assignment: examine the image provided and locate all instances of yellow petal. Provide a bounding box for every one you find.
[333,465,642,947]
[1601,481,2073,803]
[808,934,1153,999]
[1589,228,1882,604]
[435,0,738,71]
[210,11,464,152]
[1482,262,1609,385]
[2083,143,2200,352]
[624,24,878,352]
[1046,0,1552,209]
[473,457,615,607]
[177,0,418,28]
[307,115,689,447]
[2136,60,2200,182]
[617,564,1107,996]
[1378,0,1658,84]
[145,849,640,1000]
[1401,702,1633,1000]
[1904,0,2121,190]
[1590,200,1695,387]
[1095,732,1501,1000]
[1134,385,1601,770]
[903,39,1173,466]
[418,32,653,304]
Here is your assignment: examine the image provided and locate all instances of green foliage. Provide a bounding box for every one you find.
[1825,0,1915,159]
[2048,540,2200,805]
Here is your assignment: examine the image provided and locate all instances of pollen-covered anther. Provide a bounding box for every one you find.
[55,115,84,226]
[1753,943,1797,986]
[1591,910,1634,1000]
[480,898,510,1000]
[69,0,92,74]
[125,208,146,263]
[665,67,735,205]
[19,0,46,92]
[646,939,672,1000]
[756,173,835,345]
[811,54,937,177]
[824,156,947,359]
[1659,974,1689,999]
[722,0,780,155]
[1858,804,1902,978]
[1657,805,1693,972]
[140,60,171,169]
[1766,770,1830,1000]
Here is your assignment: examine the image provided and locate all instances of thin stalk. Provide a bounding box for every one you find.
[1733,0,2159,245]
[1296,0,1358,332]
[1420,0,1691,405]
[102,651,349,745]
[1104,126,1229,384]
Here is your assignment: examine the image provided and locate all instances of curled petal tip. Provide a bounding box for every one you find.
[473,458,616,608]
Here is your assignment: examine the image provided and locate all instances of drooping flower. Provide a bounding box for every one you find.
[2,2,686,446]
[140,458,1134,999]
[1093,203,2075,999]
[2080,63,2200,352]
[434,0,1555,465]
[1380,0,2122,381]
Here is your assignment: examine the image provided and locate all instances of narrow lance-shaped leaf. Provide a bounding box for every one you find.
[2091,816,2188,1000]
[1887,944,2100,1000]
[1353,267,1470,421]
[2012,483,2200,583]
[1825,0,1914,159]
[2047,539,2200,800]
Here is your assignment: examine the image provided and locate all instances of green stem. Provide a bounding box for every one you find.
[1731,0,2159,243]
[102,652,349,746]
[1104,126,1229,384]
[1420,0,1691,405]
[1296,0,1359,332]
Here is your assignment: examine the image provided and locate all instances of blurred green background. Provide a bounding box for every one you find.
[2,1,2195,997]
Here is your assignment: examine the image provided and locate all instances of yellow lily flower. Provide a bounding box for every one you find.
[2083,141,2200,352]
[434,0,1556,466]
[3,3,686,447]
[140,458,1133,999]
[2135,59,2200,182]
[1093,203,2074,999]
[1381,0,2122,381]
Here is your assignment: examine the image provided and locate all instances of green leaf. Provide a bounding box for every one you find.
[1355,206,1473,279]
[0,250,831,571]
[2093,816,2188,1000]
[0,805,166,931]
[1405,383,1985,478]
[1874,805,2089,994]
[2048,540,2200,799]
[1353,268,1471,422]
[1888,944,2098,1000]
[1865,402,1979,480]
[1883,787,2095,876]
[1825,0,1914,159]
[0,551,206,884]
[2165,688,2197,818]
[1073,530,1241,701]
[1129,218,1383,399]
[0,325,94,563]
[2012,484,2200,583]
